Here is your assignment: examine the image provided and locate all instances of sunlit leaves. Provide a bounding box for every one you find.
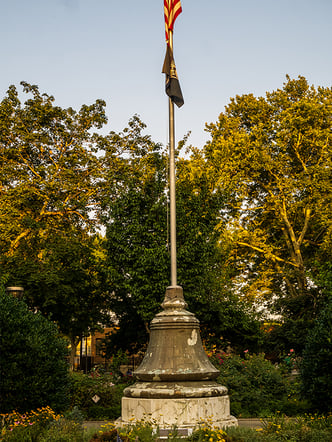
[202,76,332,320]
[0,82,111,355]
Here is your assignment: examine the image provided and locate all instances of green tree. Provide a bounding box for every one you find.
[5,230,110,367]
[102,117,261,352]
[0,285,70,413]
[200,76,332,352]
[176,154,262,351]
[0,82,106,253]
[0,82,111,363]
[101,116,169,351]
[301,296,332,412]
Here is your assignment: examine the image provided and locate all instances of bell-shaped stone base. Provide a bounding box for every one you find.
[120,286,238,430]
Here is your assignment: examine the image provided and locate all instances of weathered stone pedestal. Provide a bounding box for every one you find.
[119,286,237,431]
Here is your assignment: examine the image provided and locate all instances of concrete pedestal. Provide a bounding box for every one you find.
[121,395,237,429]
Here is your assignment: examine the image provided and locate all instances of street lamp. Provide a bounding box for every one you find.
[6,286,24,299]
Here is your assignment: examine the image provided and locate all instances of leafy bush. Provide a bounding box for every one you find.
[0,290,70,413]
[262,314,317,358]
[219,352,286,416]
[210,351,299,417]
[69,372,132,420]
[301,298,332,412]
[38,418,85,442]
[279,375,309,416]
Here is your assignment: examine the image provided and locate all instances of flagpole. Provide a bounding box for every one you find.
[168,30,177,287]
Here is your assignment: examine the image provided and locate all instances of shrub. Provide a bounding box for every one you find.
[0,290,70,413]
[69,372,131,420]
[279,375,309,416]
[301,298,332,412]
[211,352,287,417]
[38,418,84,442]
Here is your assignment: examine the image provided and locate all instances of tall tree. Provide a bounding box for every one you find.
[200,76,332,351]
[101,116,169,350]
[102,117,260,352]
[0,82,111,363]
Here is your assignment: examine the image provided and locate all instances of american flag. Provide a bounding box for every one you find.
[164,0,182,44]
[162,0,184,107]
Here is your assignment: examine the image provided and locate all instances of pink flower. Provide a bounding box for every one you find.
[244,349,249,353]
[290,349,294,353]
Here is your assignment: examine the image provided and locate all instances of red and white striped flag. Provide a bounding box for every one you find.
[164,0,182,44]
[162,0,184,107]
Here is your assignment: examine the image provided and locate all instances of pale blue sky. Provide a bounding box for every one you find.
[1,0,331,149]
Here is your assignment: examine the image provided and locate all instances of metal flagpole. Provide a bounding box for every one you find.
[168,31,177,287]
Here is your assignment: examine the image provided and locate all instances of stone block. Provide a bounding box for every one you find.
[120,395,237,429]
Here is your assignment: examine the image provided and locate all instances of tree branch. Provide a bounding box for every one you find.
[237,241,297,267]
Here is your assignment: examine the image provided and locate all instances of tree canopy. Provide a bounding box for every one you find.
[0,82,111,360]
[101,117,261,352]
[1,76,330,359]
[195,76,332,351]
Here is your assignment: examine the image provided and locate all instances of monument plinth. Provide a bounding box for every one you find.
[120,286,237,430]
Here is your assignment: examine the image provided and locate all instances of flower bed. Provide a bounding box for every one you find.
[1,410,331,441]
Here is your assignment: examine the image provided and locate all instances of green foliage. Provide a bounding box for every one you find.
[262,318,313,359]
[187,425,228,441]
[38,419,85,442]
[0,291,70,413]
[259,412,332,442]
[105,349,131,377]
[68,372,131,420]
[89,414,332,441]
[0,82,110,350]
[301,297,332,412]
[89,424,120,441]
[208,351,308,417]
[198,300,262,354]
[0,407,95,442]
[102,116,261,353]
[1,412,331,441]
[176,158,263,353]
[0,407,63,441]
[117,420,157,442]
[219,353,286,417]
[201,76,332,353]
[102,117,169,351]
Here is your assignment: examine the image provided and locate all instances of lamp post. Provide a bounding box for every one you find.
[6,286,24,300]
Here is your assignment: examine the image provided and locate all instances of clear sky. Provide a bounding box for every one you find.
[1,0,331,149]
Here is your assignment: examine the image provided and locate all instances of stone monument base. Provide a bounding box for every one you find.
[120,395,237,429]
